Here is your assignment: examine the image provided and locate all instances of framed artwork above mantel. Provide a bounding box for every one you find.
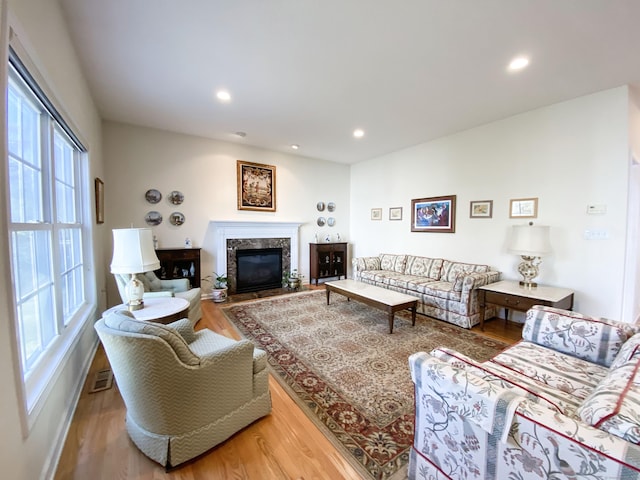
[237,160,276,212]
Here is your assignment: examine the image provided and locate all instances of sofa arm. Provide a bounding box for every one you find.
[166,318,196,343]
[352,256,381,277]
[523,305,638,367]
[142,291,174,298]
[458,270,501,295]
[409,352,524,438]
[157,277,190,292]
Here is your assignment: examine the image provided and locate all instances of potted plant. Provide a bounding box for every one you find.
[203,272,228,303]
[282,269,303,290]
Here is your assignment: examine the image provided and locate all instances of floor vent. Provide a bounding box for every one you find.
[88,368,114,394]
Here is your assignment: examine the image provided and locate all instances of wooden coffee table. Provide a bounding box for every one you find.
[325,279,418,334]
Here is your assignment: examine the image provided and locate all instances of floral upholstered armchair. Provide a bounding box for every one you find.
[409,305,640,479]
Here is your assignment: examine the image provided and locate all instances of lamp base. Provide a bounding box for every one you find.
[127,299,144,311]
[517,255,542,289]
[519,280,538,288]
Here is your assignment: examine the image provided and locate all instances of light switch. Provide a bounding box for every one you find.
[584,229,609,240]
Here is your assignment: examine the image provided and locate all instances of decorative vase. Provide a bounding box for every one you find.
[211,287,228,303]
[287,278,301,290]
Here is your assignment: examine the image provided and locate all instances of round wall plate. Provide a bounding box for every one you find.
[145,211,163,226]
[169,190,184,205]
[327,217,336,227]
[327,202,336,212]
[317,201,325,212]
[170,212,185,226]
[145,189,162,204]
[317,216,326,226]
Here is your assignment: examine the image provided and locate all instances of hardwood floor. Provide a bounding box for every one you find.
[54,286,520,480]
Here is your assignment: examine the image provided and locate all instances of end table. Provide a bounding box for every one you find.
[478,280,574,331]
[103,297,189,325]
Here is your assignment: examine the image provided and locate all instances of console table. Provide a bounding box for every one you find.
[103,297,189,325]
[478,280,574,331]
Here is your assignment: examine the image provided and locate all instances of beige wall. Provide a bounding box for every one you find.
[103,121,351,305]
[350,86,631,321]
[1,0,103,478]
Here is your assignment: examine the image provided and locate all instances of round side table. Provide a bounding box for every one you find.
[104,297,189,325]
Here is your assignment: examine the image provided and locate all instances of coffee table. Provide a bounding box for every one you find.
[325,279,418,333]
[103,297,189,325]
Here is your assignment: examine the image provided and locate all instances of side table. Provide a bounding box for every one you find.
[103,297,189,325]
[478,280,574,331]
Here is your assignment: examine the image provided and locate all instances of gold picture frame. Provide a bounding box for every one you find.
[95,177,104,224]
[237,160,276,212]
[470,200,493,218]
[509,197,538,218]
[371,208,382,220]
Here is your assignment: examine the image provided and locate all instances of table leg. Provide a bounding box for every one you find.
[504,308,509,322]
[479,290,486,331]
[388,313,394,334]
[326,289,330,305]
[411,306,416,326]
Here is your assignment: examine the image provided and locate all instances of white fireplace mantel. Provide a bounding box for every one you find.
[210,221,303,275]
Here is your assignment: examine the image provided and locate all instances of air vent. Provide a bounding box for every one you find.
[88,368,114,394]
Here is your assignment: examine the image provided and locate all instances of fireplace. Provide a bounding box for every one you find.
[236,248,283,293]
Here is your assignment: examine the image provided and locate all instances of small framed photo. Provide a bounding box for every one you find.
[469,200,493,218]
[371,208,382,220]
[237,160,276,212]
[389,207,403,221]
[94,178,104,224]
[411,195,456,233]
[509,197,538,218]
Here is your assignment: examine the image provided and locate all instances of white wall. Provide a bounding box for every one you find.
[103,121,351,304]
[1,1,103,479]
[350,87,631,320]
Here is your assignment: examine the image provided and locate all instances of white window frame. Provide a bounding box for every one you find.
[6,50,94,431]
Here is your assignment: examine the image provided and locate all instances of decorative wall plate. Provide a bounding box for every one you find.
[145,211,163,226]
[316,201,325,212]
[145,189,162,204]
[170,211,185,226]
[327,202,336,212]
[327,217,336,227]
[317,216,326,226]
[169,190,184,205]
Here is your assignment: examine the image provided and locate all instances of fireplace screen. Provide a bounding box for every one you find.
[236,248,283,293]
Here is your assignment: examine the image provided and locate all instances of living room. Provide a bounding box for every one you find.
[3,1,640,479]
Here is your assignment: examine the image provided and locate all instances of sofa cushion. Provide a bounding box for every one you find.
[523,305,638,367]
[404,255,443,280]
[380,254,407,273]
[104,310,200,366]
[441,260,489,284]
[577,359,640,444]
[420,281,462,301]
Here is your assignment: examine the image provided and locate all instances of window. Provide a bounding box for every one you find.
[7,53,90,416]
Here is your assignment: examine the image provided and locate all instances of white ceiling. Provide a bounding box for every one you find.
[58,0,640,165]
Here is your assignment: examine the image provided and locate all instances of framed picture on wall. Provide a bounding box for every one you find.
[237,160,276,212]
[389,207,403,220]
[469,200,493,218]
[371,208,382,220]
[411,195,456,233]
[509,197,538,218]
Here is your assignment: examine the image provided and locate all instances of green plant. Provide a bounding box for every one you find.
[203,272,227,289]
[282,269,303,286]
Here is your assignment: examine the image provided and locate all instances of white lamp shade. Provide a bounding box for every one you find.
[509,225,552,257]
[110,228,161,273]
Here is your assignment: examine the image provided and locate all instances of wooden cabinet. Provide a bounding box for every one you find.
[155,248,201,288]
[310,243,348,285]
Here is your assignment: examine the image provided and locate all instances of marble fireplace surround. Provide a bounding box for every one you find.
[210,221,303,293]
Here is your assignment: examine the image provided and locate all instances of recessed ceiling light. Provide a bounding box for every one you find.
[291,144,299,150]
[508,56,529,72]
[353,129,365,138]
[216,90,232,102]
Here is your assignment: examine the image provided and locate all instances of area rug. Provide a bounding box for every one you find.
[221,290,510,480]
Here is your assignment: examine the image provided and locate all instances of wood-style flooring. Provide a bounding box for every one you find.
[54,285,521,480]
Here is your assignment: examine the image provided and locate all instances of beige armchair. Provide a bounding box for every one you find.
[95,309,271,468]
[114,271,202,325]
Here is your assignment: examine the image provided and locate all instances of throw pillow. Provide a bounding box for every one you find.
[380,254,407,273]
[440,260,488,284]
[611,333,640,370]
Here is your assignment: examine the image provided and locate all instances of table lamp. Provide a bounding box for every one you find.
[508,223,551,288]
[110,228,161,311]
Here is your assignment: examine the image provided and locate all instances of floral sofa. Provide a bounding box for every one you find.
[409,305,640,479]
[352,254,500,328]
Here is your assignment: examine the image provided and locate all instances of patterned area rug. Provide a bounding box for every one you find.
[221,290,510,480]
